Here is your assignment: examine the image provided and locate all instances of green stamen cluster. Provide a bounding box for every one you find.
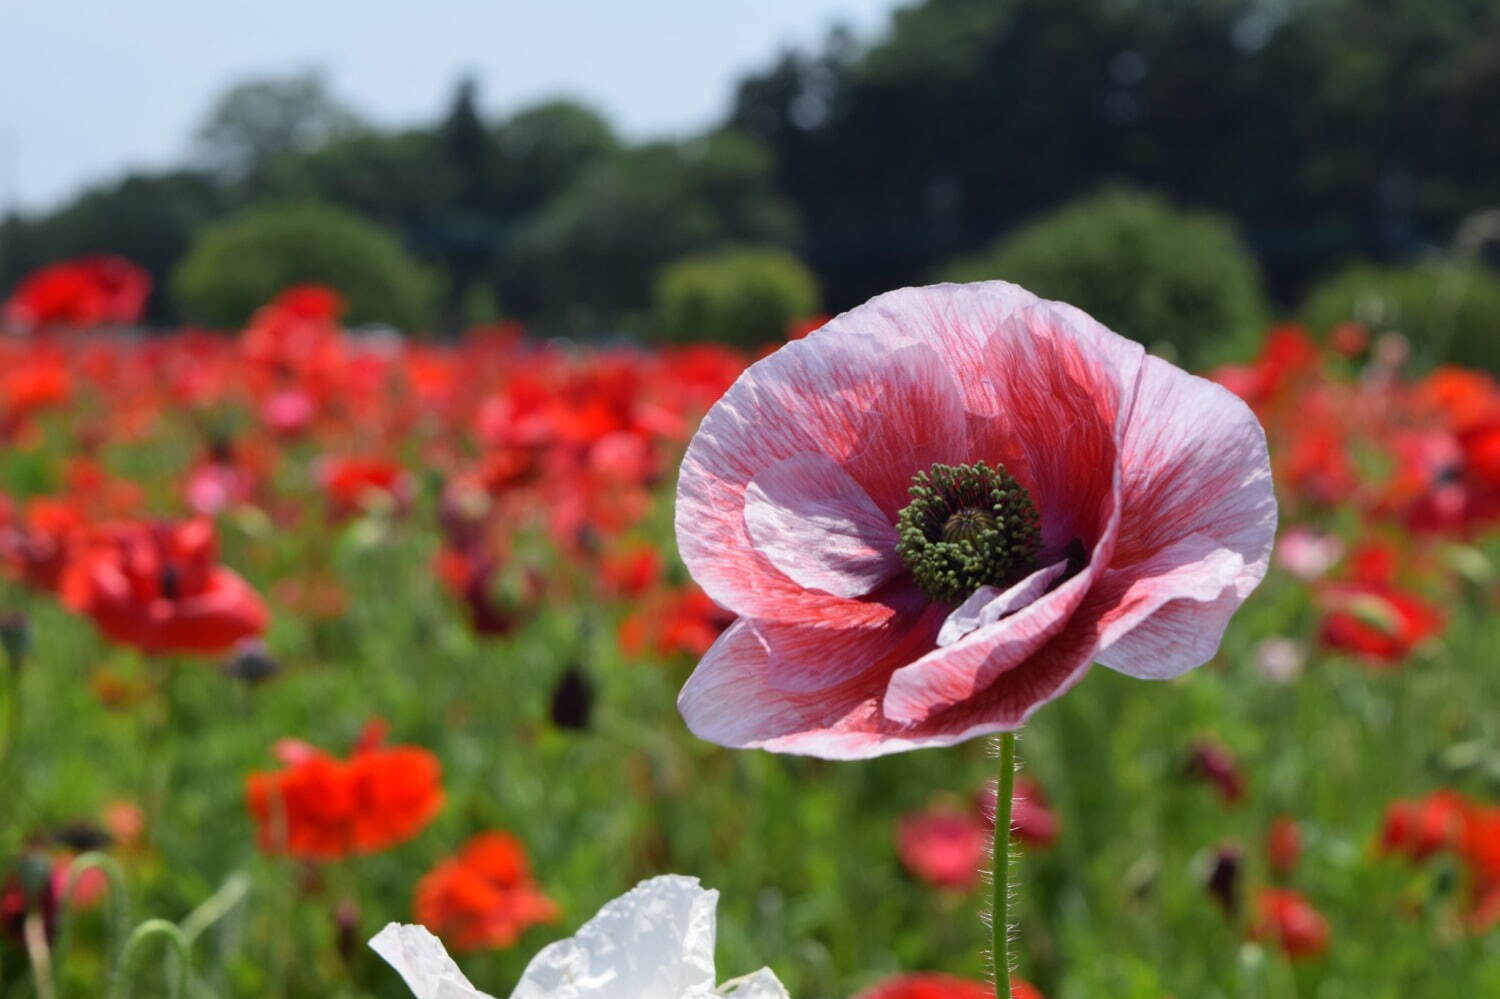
[895,461,1042,605]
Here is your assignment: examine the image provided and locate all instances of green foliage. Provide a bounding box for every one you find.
[508,131,802,334]
[944,188,1269,365]
[734,0,1500,310]
[173,203,437,329]
[4,463,1499,996]
[1300,261,1500,371]
[194,71,364,182]
[651,247,819,348]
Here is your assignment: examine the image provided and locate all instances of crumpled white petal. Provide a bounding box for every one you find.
[369,923,493,999]
[511,874,718,998]
[714,969,793,998]
[935,559,1071,647]
[372,876,790,999]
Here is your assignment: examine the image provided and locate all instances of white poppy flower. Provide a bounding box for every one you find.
[371,875,789,999]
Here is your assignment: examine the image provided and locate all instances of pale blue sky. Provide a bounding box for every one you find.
[0,0,901,212]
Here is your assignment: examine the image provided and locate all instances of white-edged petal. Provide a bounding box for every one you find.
[716,968,791,998]
[935,559,1071,647]
[369,923,493,999]
[510,875,718,999]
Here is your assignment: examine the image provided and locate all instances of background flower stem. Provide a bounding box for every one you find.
[994,731,1016,999]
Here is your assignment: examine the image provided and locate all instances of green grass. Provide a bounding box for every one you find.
[2,421,1499,998]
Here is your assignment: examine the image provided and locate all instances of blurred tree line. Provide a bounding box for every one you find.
[1,0,1497,347]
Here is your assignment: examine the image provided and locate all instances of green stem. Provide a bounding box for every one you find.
[53,852,130,994]
[0,647,22,783]
[179,871,251,946]
[112,919,190,999]
[993,731,1016,999]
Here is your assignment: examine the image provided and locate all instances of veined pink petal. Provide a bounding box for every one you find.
[677,621,886,755]
[936,559,1071,648]
[679,607,1103,759]
[756,589,945,693]
[817,282,1040,426]
[1092,533,1248,678]
[744,453,900,598]
[676,335,966,629]
[973,304,1144,555]
[677,620,990,759]
[1094,355,1276,678]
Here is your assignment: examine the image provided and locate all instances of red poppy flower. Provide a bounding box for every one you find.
[59,518,268,655]
[1211,324,1320,409]
[272,283,344,321]
[598,544,664,599]
[1460,806,1500,930]
[1249,888,1329,959]
[245,728,444,861]
[414,831,559,951]
[318,456,414,518]
[618,584,734,659]
[3,255,150,329]
[1318,581,1443,665]
[2,353,73,435]
[1379,790,1471,862]
[0,497,86,592]
[853,973,1043,999]
[1266,817,1301,875]
[897,807,988,890]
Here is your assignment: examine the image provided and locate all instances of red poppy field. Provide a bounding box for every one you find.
[2,264,1500,997]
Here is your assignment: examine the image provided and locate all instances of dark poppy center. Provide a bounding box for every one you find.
[895,461,1042,605]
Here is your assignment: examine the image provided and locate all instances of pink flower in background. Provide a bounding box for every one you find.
[897,806,988,889]
[1274,526,1343,581]
[978,776,1059,848]
[675,281,1276,758]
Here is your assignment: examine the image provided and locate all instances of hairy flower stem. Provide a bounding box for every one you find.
[993,731,1016,999]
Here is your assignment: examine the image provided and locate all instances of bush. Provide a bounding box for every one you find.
[173,203,437,329]
[652,247,820,348]
[943,188,1268,367]
[1300,261,1500,371]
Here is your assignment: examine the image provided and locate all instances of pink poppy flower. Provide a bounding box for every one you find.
[675,282,1275,758]
[897,805,988,889]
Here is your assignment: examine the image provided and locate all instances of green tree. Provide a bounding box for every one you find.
[653,247,820,348]
[733,0,1500,311]
[944,187,1268,365]
[506,131,801,334]
[173,203,437,330]
[1300,261,1500,372]
[194,71,364,184]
